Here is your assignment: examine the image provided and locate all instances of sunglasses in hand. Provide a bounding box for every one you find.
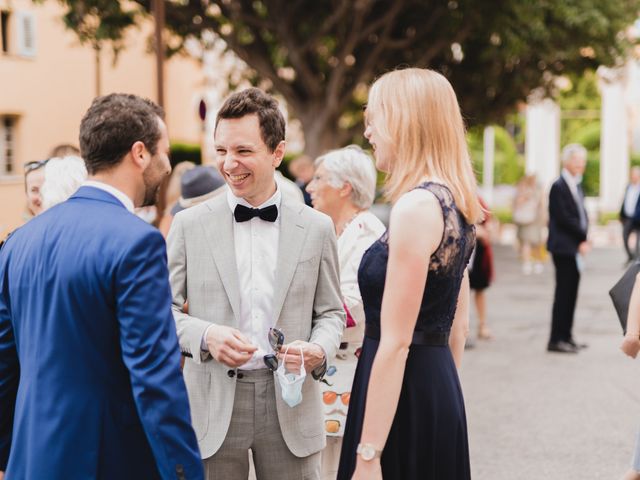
[263,327,284,371]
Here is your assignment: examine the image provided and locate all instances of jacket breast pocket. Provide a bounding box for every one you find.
[289,256,319,306]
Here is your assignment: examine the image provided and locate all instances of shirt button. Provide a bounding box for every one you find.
[237,372,244,379]
[227,370,235,378]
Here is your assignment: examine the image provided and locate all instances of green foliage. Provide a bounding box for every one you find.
[581,151,600,197]
[57,0,138,55]
[571,121,601,151]
[468,126,524,185]
[170,142,201,168]
[492,207,513,224]
[557,70,602,147]
[57,0,640,157]
[598,210,620,225]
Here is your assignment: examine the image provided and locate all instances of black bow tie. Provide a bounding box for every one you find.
[234,204,278,223]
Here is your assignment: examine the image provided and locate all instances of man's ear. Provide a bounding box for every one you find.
[272,141,286,168]
[131,141,150,170]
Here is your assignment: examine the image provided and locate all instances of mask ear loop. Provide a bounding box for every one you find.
[280,345,290,372]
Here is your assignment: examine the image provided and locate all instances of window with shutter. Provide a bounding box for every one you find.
[0,11,9,54]
[0,116,16,176]
[16,10,35,58]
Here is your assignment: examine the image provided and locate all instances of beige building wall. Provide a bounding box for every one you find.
[0,0,205,237]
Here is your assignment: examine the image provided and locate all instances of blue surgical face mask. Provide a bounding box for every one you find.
[276,346,306,408]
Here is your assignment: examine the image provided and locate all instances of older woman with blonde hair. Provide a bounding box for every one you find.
[305,145,385,479]
[338,68,481,480]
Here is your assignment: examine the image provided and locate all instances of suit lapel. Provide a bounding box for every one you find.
[272,200,308,322]
[559,177,579,216]
[199,199,242,322]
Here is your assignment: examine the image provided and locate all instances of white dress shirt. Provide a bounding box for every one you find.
[624,184,640,218]
[561,169,587,231]
[227,186,281,369]
[82,180,135,213]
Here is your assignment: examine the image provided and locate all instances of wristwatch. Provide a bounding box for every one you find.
[356,443,382,461]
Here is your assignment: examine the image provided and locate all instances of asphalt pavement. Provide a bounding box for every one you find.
[461,244,638,480]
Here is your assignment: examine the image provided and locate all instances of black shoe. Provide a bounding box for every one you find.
[568,339,588,349]
[547,341,579,353]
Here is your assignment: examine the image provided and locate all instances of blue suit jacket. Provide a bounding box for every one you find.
[0,187,203,479]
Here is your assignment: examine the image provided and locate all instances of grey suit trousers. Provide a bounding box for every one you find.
[204,369,320,480]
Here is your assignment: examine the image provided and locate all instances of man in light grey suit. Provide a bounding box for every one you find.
[167,88,344,479]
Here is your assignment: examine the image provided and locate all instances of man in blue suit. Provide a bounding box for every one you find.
[0,94,204,479]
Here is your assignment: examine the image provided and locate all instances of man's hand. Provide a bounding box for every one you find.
[578,241,591,256]
[621,333,640,359]
[205,325,257,368]
[278,340,325,373]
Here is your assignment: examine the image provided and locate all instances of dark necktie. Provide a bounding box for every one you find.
[234,204,278,223]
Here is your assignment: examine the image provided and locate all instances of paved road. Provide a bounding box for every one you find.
[461,245,638,480]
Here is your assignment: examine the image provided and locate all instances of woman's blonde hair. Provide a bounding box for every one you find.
[367,68,482,224]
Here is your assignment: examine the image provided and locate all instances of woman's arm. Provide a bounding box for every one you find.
[621,273,640,358]
[449,271,470,368]
[352,190,444,479]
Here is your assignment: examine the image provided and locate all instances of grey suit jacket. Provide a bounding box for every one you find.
[167,193,345,459]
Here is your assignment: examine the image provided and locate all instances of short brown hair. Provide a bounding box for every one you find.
[215,88,285,151]
[79,93,164,175]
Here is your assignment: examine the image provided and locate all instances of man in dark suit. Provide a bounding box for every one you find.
[0,94,204,479]
[547,143,590,354]
[620,166,640,263]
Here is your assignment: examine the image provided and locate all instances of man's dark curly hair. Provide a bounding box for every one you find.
[79,93,164,175]
[215,88,285,151]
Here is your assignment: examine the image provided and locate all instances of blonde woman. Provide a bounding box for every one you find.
[337,68,481,480]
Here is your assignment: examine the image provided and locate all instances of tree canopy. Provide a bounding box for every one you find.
[57,0,640,157]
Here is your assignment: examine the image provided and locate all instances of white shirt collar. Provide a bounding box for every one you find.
[561,169,580,191]
[226,182,282,214]
[82,180,135,213]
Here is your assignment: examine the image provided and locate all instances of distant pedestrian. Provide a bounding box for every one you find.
[23,158,47,219]
[289,154,314,206]
[469,197,494,340]
[547,143,590,354]
[513,173,546,274]
[159,165,225,236]
[620,166,640,264]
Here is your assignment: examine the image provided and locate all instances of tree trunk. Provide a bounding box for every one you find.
[297,107,343,159]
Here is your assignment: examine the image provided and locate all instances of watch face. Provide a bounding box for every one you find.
[361,445,375,460]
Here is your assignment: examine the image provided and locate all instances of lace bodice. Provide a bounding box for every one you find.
[358,182,476,334]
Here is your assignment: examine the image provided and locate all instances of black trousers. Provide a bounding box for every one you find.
[622,218,640,261]
[550,253,580,344]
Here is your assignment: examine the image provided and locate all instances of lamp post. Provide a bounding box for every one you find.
[152,0,165,108]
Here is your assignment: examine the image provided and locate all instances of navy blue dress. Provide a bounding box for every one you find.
[337,182,476,480]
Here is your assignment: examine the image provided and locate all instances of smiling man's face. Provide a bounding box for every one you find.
[215,114,284,207]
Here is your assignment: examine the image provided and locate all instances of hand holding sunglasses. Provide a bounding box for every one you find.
[203,324,257,368]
